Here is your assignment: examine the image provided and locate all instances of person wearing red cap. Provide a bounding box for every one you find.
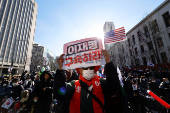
[53,50,121,113]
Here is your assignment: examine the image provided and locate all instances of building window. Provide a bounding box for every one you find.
[157,37,164,48]
[135,48,138,55]
[132,35,135,44]
[140,45,144,53]
[148,42,153,50]
[152,19,159,34]
[137,31,142,42]
[160,52,167,63]
[130,49,132,56]
[128,38,131,47]
[150,55,156,64]
[162,11,170,28]
[144,26,150,38]
[169,33,170,39]
[143,57,147,65]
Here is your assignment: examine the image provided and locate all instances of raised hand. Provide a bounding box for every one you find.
[102,50,110,63]
[57,54,65,70]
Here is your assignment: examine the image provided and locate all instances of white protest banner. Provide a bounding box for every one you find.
[63,37,106,69]
[1,97,14,109]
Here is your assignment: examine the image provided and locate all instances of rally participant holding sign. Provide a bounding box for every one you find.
[54,41,122,113]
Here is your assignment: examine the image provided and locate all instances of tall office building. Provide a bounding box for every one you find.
[0,0,38,74]
[103,22,115,50]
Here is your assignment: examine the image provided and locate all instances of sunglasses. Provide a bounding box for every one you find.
[82,66,94,70]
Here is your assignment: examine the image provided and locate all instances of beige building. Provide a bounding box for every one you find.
[108,0,170,68]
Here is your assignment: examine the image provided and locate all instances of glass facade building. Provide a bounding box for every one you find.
[0,0,38,74]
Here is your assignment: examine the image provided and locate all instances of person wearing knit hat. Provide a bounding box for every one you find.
[32,71,53,113]
[54,50,121,113]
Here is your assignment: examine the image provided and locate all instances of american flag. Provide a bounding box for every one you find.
[104,27,126,44]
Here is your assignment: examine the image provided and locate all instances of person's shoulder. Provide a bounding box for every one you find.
[67,80,76,85]
[18,84,24,89]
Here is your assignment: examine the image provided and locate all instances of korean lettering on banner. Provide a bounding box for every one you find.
[63,37,106,69]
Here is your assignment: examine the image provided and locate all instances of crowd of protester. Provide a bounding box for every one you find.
[0,69,79,113]
[0,66,170,113]
[121,68,170,113]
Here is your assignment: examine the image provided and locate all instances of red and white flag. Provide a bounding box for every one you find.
[104,27,126,44]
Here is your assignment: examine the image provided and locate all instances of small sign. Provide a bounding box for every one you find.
[132,84,137,90]
[1,97,14,109]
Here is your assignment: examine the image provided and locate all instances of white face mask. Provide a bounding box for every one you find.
[142,79,145,81]
[82,70,94,80]
[165,81,169,83]
[13,83,18,86]
[152,81,155,83]
[3,84,7,87]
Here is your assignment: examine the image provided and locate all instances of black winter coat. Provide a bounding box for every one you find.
[34,79,40,85]
[21,72,27,82]
[123,81,134,98]
[8,85,24,100]
[55,71,79,113]
[32,75,53,102]
[148,82,159,93]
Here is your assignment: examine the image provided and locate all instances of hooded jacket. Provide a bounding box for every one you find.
[32,71,53,102]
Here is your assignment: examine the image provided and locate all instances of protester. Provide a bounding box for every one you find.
[7,78,24,100]
[16,90,33,113]
[54,50,122,113]
[31,71,36,81]
[33,71,53,113]
[23,75,34,92]
[21,70,28,83]
[34,75,40,85]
